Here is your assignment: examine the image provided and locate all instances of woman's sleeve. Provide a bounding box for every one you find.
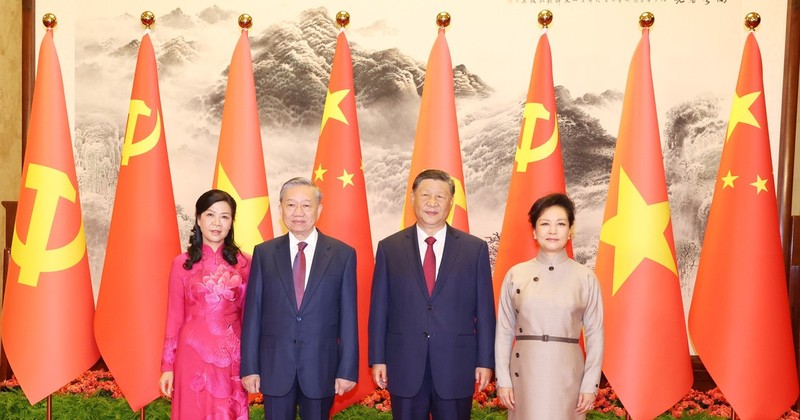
[494,269,517,388]
[160,256,187,372]
[579,270,604,394]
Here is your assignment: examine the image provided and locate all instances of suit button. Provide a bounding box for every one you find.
[423,332,430,338]
[296,317,302,321]
[514,372,519,377]
[427,304,433,310]
[515,353,520,358]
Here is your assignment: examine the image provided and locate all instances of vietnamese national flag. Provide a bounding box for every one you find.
[492,30,568,302]
[594,28,692,419]
[1,28,99,405]
[688,32,799,419]
[94,32,181,411]
[402,28,469,232]
[311,29,375,414]
[212,29,274,254]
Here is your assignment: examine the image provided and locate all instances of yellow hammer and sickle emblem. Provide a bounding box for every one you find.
[121,99,161,166]
[11,164,86,287]
[515,102,559,172]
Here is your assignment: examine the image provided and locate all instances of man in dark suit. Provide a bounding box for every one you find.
[241,177,358,419]
[369,169,495,420]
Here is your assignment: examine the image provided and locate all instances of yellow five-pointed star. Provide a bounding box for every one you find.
[726,91,761,142]
[215,163,270,255]
[600,168,677,295]
[320,89,350,132]
[314,164,327,182]
[721,170,738,189]
[750,174,768,194]
[337,169,355,188]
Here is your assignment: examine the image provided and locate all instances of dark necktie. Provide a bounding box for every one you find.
[423,237,436,296]
[293,242,308,310]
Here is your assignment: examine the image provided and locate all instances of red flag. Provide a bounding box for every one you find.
[1,29,99,405]
[311,30,375,414]
[212,29,274,254]
[594,29,692,419]
[402,28,469,231]
[94,32,181,411]
[688,32,799,419]
[492,31,568,302]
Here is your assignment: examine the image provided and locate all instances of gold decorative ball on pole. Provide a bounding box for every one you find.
[744,12,761,31]
[436,12,451,29]
[239,14,253,30]
[42,13,57,29]
[141,11,155,29]
[336,11,350,29]
[639,12,655,29]
[538,10,553,29]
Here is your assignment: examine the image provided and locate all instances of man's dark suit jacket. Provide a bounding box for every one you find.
[241,231,358,399]
[368,224,495,399]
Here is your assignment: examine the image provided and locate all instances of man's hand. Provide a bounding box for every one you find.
[334,378,357,395]
[242,374,260,394]
[371,364,388,389]
[498,386,515,411]
[475,367,492,391]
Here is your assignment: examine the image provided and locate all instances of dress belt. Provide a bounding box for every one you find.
[516,334,579,344]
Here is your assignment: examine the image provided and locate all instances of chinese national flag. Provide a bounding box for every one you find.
[594,28,692,420]
[94,32,181,411]
[492,31,568,301]
[688,32,799,419]
[1,29,99,405]
[311,30,375,414]
[402,28,469,232]
[212,29,274,254]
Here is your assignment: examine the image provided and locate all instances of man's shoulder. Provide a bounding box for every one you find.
[447,226,487,247]
[379,226,415,245]
[253,235,287,253]
[318,231,356,254]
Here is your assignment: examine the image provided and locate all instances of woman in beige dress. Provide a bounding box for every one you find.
[495,193,604,419]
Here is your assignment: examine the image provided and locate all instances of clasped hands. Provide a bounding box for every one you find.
[371,364,493,391]
[241,374,356,396]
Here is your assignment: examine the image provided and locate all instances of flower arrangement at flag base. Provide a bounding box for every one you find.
[1,373,798,419]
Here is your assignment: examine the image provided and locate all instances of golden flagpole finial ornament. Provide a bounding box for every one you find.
[436,12,451,29]
[744,12,761,31]
[639,12,655,29]
[538,10,553,29]
[42,13,57,29]
[336,11,350,29]
[141,11,155,29]
[238,14,253,30]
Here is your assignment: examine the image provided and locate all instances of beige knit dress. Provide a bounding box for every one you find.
[495,250,604,419]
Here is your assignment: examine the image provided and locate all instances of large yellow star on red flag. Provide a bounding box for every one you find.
[215,163,270,254]
[320,89,350,132]
[600,167,677,295]
[725,91,761,142]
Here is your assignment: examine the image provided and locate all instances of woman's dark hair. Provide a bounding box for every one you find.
[528,193,576,228]
[184,189,241,269]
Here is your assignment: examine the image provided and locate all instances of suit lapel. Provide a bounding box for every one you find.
[300,231,333,312]
[404,226,433,300]
[272,234,298,312]
[432,225,461,299]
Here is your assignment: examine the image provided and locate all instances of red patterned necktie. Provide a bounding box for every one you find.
[423,237,436,296]
[293,242,308,309]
